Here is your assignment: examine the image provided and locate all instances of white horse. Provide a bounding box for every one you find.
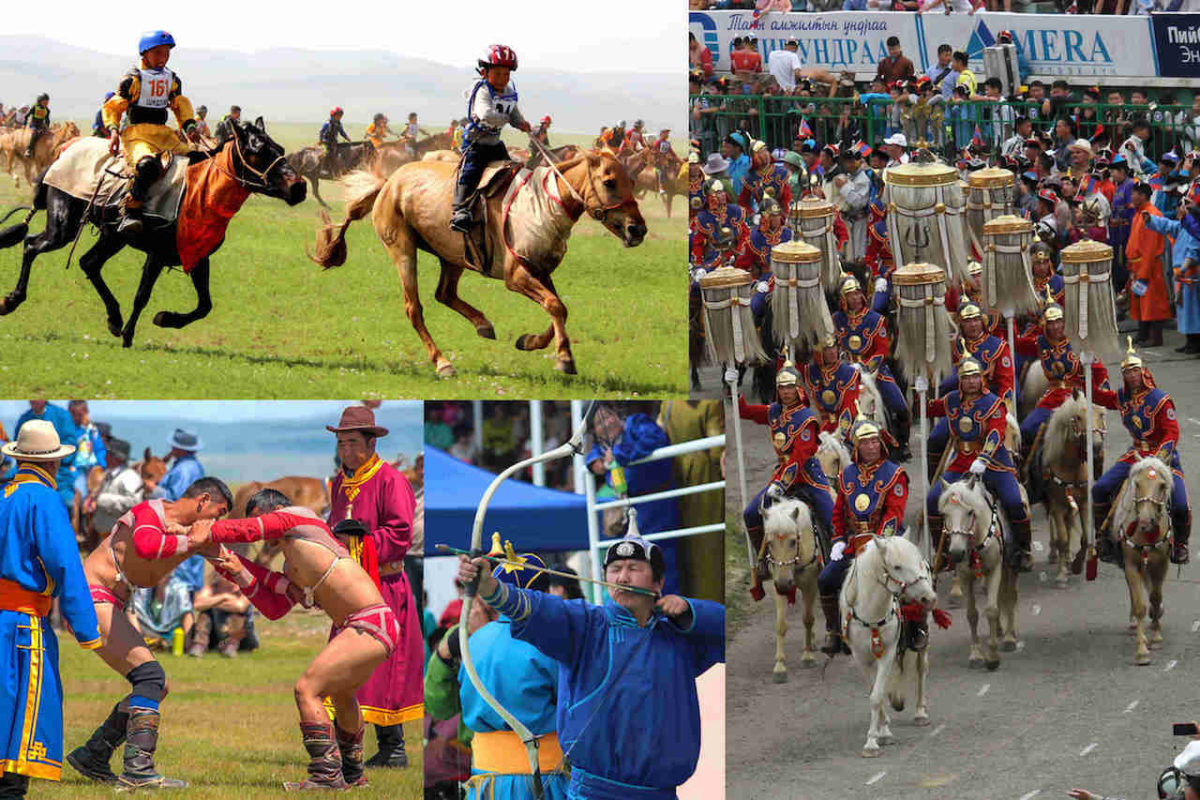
[938,477,1020,669]
[761,498,822,682]
[840,534,938,757]
[1019,361,1047,421]
[853,368,890,437]
[1110,457,1173,665]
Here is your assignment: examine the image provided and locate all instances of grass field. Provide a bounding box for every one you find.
[46,609,423,799]
[0,124,687,399]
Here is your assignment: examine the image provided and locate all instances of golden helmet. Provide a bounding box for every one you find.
[958,357,985,378]
[707,179,728,196]
[1121,335,1144,371]
[850,414,883,445]
[968,260,982,277]
[818,332,838,350]
[688,152,701,165]
[958,301,984,321]
[761,197,783,217]
[839,274,863,297]
[1042,284,1064,322]
[776,359,802,387]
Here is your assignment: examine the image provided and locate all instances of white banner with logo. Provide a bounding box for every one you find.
[690,10,1159,80]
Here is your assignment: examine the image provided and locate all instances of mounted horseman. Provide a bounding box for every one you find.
[22,93,51,158]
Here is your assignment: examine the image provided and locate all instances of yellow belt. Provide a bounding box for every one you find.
[472,731,562,774]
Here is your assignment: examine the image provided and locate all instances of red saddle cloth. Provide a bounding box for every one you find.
[176,147,250,273]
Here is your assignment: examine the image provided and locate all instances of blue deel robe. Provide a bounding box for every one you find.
[459,619,568,800]
[0,466,101,781]
[1165,212,1200,335]
[490,586,724,800]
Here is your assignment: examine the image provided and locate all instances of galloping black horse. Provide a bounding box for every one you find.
[0,116,305,346]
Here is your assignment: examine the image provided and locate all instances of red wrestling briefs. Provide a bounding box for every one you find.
[89,584,126,611]
[336,603,400,656]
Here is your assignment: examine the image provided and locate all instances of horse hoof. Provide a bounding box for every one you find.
[514,334,533,351]
[555,359,578,375]
[914,715,931,728]
[152,311,176,328]
[1055,577,1069,589]
[1047,550,1059,565]
[772,671,788,684]
[986,659,1000,671]
[475,323,496,340]
[968,657,985,670]
[890,697,905,712]
[862,747,883,758]
[1000,640,1018,653]
[877,733,895,745]
[1135,652,1152,666]
[435,362,456,378]
[799,656,818,670]
[1149,639,1164,650]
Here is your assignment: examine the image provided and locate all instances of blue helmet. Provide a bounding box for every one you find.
[138,31,176,55]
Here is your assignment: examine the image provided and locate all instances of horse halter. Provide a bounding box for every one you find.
[575,154,638,225]
[229,131,289,191]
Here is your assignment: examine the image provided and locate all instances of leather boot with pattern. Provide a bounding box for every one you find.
[283,722,347,790]
[0,771,30,798]
[336,726,368,788]
[118,708,187,789]
[67,703,128,783]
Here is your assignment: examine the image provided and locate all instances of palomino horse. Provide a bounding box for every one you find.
[815,431,851,489]
[1110,457,1173,665]
[308,151,646,377]
[1041,394,1106,585]
[0,118,305,345]
[841,534,937,757]
[761,498,822,682]
[938,477,1020,669]
[1019,361,1047,420]
[0,122,80,189]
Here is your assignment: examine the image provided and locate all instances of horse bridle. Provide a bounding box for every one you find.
[533,137,637,226]
[945,506,999,555]
[229,131,288,191]
[1122,483,1172,557]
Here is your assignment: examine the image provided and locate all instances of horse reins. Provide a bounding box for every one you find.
[528,135,637,226]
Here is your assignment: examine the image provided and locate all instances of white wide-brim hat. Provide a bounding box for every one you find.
[1,419,76,461]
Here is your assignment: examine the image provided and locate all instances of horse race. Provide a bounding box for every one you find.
[0,10,683,398]
[695,7,1200,795]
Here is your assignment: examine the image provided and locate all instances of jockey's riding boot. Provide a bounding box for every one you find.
[283,721,347,790]
[1171,507,1191,565]
[118,708,187,789]
[1011,519,1034,572]
[0,771,30,799]
[364,724,407,769]
[117,201,144,236]
[894,410,912,462]
[450,180,473,233]
[67,702,128,784]
[335,725,368,787]
[746,525,770,583]
[1093,502,1120,565]
[819,593,842,655]
[119,156,160,236]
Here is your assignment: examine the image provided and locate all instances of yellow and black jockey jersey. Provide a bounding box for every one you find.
[101,63,195,132]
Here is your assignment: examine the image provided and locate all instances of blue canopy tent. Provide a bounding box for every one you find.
[424,447,590,552]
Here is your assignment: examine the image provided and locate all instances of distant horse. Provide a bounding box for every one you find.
[815,431,851,489]
[1111,457,1173,665]
[308,151,646,377]
[0,118,305,345]
[938,477,1020,669]
[286,142,372,208]
[1,122,80,189]
[841,534,937,757]
[761,498,821,682]
[1041,394,1106,585]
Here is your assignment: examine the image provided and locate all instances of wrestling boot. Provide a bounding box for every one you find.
[336,726,369,788]
[364,724,407,769]
[1010,519,1034,573]
[1093,502,1121,565]
[0,771,30,799]
[1171,506,1191,565]
[67,703,129,784]
[819,593,845,655]
[117,708,187,789]
[283,722,347,790]
[449,179,473,233]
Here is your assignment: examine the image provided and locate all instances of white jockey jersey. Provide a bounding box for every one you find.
[465,79,525,145]
[405,121,420,138]
[136,67,173,110]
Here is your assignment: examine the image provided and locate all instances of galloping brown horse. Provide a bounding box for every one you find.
[1,122,80,189]
[309,150,646,377]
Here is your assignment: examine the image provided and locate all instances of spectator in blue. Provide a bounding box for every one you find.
[586,404,682,595]
[721,132,752,197]
[926,44,957,100]
[15,402,78,513]
[153,428,207,592]
[67,400,106,509]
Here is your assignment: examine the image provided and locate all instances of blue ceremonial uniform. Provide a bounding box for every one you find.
[14,407,77,512]
[938,334,1016,408]
[738,163,791,213]
[154,454,205,591]
[738,399,834,536]
[832,308,907,421]
[487,586,724,800]
[0,465,101,782]
[460,620,568,800]
[1093,385,1189,518]
[586,415,680,595]
[803,361,861,442]
[818,459,907,596]
[690,204,747,262]
[1146,213,1200,336]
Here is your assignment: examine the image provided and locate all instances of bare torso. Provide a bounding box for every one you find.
[281,536,384,626]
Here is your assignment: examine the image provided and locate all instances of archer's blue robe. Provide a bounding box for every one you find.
[0,466,101,782]
[491,587,725,800]
[459,619,568,800]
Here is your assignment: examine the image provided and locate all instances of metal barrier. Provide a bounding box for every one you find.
[581,434,727,602]
[692,93,1200,161]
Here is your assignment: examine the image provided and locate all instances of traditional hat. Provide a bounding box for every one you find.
[603,534,665,580]
[958,301,984,320]
[711,225,736,249]
[1121,335,1144,371]
[326,406,389,438]
[968,260,983,279]
[706,179,730,196]
[108,438,132,463]
[782,151,805,170]
[958,357,985,378]
[1067,139,1094,158]
[701,153,729,175]
[1042,284,1064,321]
[839,274,863,297]
[3,420,76,461]
[761,197,783,216]
[850,413,883,445]
[167,428,203,452]
[1037,188,1059,206]
[776,350,802,387]
[687,152,700,165]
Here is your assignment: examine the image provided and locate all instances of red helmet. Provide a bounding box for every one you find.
[330,106,343,116]
[478,44,518,72]
[540,115,551,124]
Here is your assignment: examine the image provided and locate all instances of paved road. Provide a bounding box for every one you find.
[724,330,1200,800]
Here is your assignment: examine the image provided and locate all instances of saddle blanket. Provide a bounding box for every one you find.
[42,137,188,222]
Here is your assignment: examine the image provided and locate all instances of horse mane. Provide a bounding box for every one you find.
[1043,394,1087,468]
[762,497,817,568]
[938,478,991,521]
[763,497,813,534]
[818,431,851,470]
[1112,456,1172,533]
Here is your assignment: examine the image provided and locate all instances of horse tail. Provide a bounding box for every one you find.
[0,205,35,250]
[307,170,384,269]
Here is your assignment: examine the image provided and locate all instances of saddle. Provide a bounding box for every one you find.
[42,137,189,226]
[460,160,522,274]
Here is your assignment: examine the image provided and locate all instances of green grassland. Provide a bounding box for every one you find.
[0,125,687,399]
[47,611,422,799]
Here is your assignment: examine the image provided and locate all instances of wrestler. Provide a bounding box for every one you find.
[67,477,232,789]
[204,489,399,791]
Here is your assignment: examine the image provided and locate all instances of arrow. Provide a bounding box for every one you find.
[436,542,661,598]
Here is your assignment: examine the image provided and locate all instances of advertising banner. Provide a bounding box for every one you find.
[1151,13,1200,78]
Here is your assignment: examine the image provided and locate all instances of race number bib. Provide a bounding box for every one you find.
[136,68,173,110]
